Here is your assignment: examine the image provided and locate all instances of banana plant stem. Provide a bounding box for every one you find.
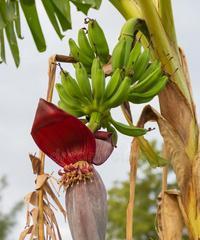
[87,111,102,133]
[109,0,141,19]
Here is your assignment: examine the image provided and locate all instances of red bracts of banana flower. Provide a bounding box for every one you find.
[31,99,113,240]
[31,99,113,167]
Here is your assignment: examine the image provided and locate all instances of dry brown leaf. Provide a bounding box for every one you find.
[19,225,34,240]
[35,174,49,190]
[159,81,198,157]
[29,154,41,174]
[24,192,38,206]
[44,182,66,219]
[156,190,184,240]
[43,202,62,240]
[139,105,191,195]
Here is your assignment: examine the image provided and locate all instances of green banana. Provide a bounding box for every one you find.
[128,76,168,103]
[106,124,118,147]
[91,58,105,104]
[110,117,147,137]
[105,76,131,108]
[104,68,123,100]
[68,38,92,69]
[126,41,142,75]
[87,19,109,63]
[119,18,140,66]
[74,62,93,101]
[58,100,84,117]
[78,28,95,59]
[60,71,89,105]
[138,61,160,82]
[56,83,81,108]
[130,64,162,93]
[111,37,127,71]
[132,48,150,82]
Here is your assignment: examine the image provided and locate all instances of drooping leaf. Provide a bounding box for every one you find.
[20,0,46,52]
[14,1,23,39]
[0,29,5,63]
[71,0,102,9]
[5,22,19,66]
[0,12,6,30]
[41,0,64,39]
[51,0,71,31]
[70,0,91,15]
[0,0,7,23]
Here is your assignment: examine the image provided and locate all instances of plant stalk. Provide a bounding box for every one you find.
[87,111,102,133]
[38,56,57,239]
[109,0,141,19]
[126,139,139,240]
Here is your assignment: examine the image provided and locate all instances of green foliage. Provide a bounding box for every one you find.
[107,141,187,239]
[107,141,162,240]
[107,164,161,239]
[0,0,102,66]
[0,176,23,240]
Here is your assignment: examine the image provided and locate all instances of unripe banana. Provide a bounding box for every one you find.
[74,62,93,101]
[138,61,160,82]
[58,100,84,117]
[111,37,127,71]
[126,41,142,75]
[87,19,109,63]
[128,75,168,103]
[104,68,123,100]
[120,18,139,38]
[68,38,92,69]
[78,28,95,59]
[132,48,150,82]
[60,71,89,105]
[130,64,162,93]
[56,83,82,109]
[109,117,147,137]
[105,76,131,108]
[91,58,105,103]
[119,18,143,66]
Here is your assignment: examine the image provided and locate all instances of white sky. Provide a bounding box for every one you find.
[0,1,200,239]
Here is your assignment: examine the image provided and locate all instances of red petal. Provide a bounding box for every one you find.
[92,132,114,166]
[31,99,96,167]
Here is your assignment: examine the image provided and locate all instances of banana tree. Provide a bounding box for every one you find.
[2,0,199,239]
[109,0,200,239]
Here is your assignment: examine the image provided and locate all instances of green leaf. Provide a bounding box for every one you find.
[14,1,23,39]
[71,0,102,9]
[6,0,17,23]
[0,29,6,63]
[0,0,7,23]
[20,0,46,52]
[42,0,64,39]
[70,0,91,14]
[0,12,6,30]
[5,22,20,66]
[51,0,71,31]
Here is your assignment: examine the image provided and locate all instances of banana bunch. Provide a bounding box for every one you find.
[56,57,147,139]
[69,19,110,73]
[111,19,168,104]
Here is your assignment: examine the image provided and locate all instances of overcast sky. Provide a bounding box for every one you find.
[0,1,200,239]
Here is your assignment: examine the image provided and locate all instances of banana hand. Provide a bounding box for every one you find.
[110,117,147,137]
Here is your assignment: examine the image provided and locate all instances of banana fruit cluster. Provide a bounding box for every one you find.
[69,18,110,73]
[56,18,168,139]
[111,19,168,104]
